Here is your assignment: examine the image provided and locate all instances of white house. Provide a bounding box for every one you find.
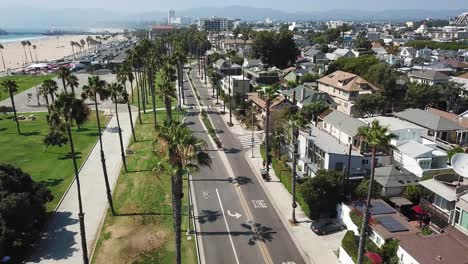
[221,75,250,95]
[325,48,355,61]
[408,70,450,86]
[297,126,371,178]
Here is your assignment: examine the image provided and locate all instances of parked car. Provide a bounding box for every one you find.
[310,218,345,235]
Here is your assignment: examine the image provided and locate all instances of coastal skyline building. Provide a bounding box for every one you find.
[168,9,175,24]
[198,17,228,32]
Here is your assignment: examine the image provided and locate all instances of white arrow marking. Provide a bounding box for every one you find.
[227,210,242,219]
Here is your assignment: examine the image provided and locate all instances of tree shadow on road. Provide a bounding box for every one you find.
[196,209,222,224]
[28,211,79,262]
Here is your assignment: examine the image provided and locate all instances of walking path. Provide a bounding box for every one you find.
[27,111,137,264]
[194,71,342,264]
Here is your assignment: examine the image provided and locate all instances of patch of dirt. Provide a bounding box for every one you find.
[93,217,168,264]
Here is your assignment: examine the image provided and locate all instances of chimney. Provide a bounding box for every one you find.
[301,87,306,102]
[292,90,297,104]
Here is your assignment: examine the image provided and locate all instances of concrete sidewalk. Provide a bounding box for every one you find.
[194,71,342,264]
[27,111,137,264]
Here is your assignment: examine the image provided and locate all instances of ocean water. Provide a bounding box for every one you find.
[0,34,47,43]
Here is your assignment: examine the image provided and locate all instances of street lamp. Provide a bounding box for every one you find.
[33,72,40,106]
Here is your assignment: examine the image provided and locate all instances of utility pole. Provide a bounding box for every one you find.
[291,126,299,223]
[345,143,352,199]
[251,104,255,158]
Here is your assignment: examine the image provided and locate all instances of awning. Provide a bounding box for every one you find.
[390,197,413,207]
[419,179,457,201]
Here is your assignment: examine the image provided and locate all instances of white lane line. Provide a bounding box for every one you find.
[216,188,241,264]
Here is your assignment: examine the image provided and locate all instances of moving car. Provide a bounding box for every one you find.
[310,218,346,235]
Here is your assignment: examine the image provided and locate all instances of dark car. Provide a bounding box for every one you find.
[310,219,346,235]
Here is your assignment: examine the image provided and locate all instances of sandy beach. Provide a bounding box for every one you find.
[0,35,95,70]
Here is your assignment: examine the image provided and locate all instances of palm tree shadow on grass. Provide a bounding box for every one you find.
[40,178,64,187]
[0,127,7,132]
[21,131,41,136]
[58,151,82,160]
[126,168,153,173]
[115,212,172,217]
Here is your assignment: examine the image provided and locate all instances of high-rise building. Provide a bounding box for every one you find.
[168,10,175,24]
[198,17,228,32]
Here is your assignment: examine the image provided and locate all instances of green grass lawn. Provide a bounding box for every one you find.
[92,111,196,264]
[0,75,57,101]
[0,111,108,211]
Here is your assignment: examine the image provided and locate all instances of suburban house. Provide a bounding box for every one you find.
[374,165,420,197]
[400,47,416,59]
[451,72,468,93]
[244,67,279,86]
[303,48,326,63]
[221,39,253,50]
[317,70,379,117]
[296,126,371,178]
[408,70,450,86]
[360,115,447,177]
[214,58,242,76]
[243,58,263,69]
[293,34,310,47]
[325,48,355,61]
[393,108,468,150]
[281,85,335,109]
[247,91,293,128]
[220,75,250,95]
[338,199,419,248]
[427,107,468,145]
[419,173,468,231]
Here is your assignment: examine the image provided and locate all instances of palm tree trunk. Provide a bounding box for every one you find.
[28,47,33,63]
[130,77,135,104]
[135,73,142,125]
[165,95,172,120]
[357,146,376,264]
[179,61,185,105]
[150,72,157,129]
[66,123,89,264]
[50,92,55,103]
[61,78,68,94]
[94,99,116,216]
[265,101,271,181]
[9,92,20,134]
[114,98,127,172]
[34,50,38,62]
[291,128,298,223]
[172,169,183,264]
[127,101,136,142]
[23,47,28,64]
[45,95,50,115]
[0,50,6,70]
[140,70,146,114]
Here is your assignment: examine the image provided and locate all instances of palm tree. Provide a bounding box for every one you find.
[108,82,128,172]
[284,113,307,223]
[58,66,70,94]
[117,65,136,142]
[70,41,76,59]
[80,39,86,54]
[155,120,211,264]
[42,79,59,103]
[67,74,79,95]
[126,50,142,124]
[356,120,397,264]
[1,79,20,134]
[240,26,252,97]
[39,82,53,115]
[0,44,6,70]
[46,93,90,264]
[20,41,28,65]
[172,44,187,107]
[81,75,116,215]
[32,44,38,62]
[26,41,33,63]
[260,86,278,181]
[157,62,177,120]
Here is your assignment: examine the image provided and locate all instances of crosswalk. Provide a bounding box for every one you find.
[237,134,262,149]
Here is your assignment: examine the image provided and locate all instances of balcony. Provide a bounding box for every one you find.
[420,198,450,229]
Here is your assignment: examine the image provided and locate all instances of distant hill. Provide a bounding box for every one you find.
[0,5,466,30]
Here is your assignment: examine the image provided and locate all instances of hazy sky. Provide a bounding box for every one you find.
[3,0,467,13]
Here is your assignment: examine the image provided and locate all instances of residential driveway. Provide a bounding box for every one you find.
[0,72,133,113]
[27,109,138,264]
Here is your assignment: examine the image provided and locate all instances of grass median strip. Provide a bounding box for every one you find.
[92,111,196,264]
[200,109,222,148]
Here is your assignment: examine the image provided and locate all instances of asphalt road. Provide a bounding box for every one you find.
[184,67,305,264]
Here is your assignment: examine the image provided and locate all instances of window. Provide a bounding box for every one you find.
[433,194,454,211]
[419,160,431,170]
[362,159,369,165]
[344,102,348,108]
[455,207,468,232]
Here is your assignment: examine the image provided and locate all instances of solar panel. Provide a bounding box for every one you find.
[370,200,397,215]
[379,215,409,233]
